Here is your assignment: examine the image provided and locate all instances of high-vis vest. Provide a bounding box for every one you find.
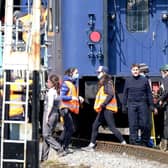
[9,79,24,117]
[60,81,79,114]
[19,8,47,42]
[94,86,118,113]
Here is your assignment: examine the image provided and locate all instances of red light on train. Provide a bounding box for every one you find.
[89,31,101,43]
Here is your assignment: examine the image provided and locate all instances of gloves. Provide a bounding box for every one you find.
[79,96,84,103]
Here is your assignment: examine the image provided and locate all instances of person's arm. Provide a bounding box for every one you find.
[159,91,168,102]
[147,83,154,105]
[46,89,55,123]
[60,81,79,102]
[146,79,154,111]
[158,78,168,102]
[123,79,128,106]
[101,81,114,108]
[60,82,72,101]
[122,79,128,112]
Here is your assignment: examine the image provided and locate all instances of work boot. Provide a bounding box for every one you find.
[159,139,167,151]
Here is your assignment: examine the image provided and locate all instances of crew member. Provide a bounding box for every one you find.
[139,63,157,147]
[41,74,62,162]
[82,66,126,152]
[122,64,154,146]
[9,72,24,140]
[59,67,84,156]
[158,64,168,151]
[18,5,47,43]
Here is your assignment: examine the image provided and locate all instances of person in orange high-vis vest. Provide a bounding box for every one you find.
[60,80,80,114]
[59,67,84,156]
[9,79,24,118]
[18,5,48,43]
[9,75,25,140]
[82,66,126,152]
[94,85,118,113]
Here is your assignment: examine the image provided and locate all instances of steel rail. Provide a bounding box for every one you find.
[72,138,168,165]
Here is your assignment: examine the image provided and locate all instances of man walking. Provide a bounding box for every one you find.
[122,64,154,146]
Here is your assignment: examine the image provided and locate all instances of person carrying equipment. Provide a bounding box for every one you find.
[157,64,168,151]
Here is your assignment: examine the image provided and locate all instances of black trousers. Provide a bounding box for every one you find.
[59,108,76,149]
[127,102,151,145]
[90,109,124,144]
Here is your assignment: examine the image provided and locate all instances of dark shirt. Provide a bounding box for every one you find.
[123,75,153,107]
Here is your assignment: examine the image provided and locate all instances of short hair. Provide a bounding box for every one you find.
[131,64,140,69]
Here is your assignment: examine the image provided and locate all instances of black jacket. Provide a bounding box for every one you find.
[123,75,153,107]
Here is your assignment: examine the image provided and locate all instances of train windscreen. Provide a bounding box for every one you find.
[126,0,149,32]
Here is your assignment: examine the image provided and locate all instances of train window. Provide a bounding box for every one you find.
[126,0,149,32]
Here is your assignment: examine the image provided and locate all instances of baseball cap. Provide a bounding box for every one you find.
[139,63,149,73]
[161,64,168,71]
[96,66,108,73]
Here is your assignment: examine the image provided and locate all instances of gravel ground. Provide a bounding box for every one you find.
[41,148,168,168]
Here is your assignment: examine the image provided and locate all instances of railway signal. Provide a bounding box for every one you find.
[87,14,103,60]
[88,30,102,44]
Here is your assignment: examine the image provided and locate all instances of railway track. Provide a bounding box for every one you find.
[71,138,168,165]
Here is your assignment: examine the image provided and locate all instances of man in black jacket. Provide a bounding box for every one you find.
[122,64,154,146]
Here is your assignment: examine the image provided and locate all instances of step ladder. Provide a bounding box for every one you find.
[0,69,30,168]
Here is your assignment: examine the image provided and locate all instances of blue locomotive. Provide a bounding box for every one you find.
[0,1,167,84]
[56,0,168,76]
[47,0,168,137]
[0,3,167,167]
[0,0,168,138]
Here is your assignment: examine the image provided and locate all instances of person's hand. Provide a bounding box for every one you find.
[72,96,78,101]
[159,100,163,106]
[79,96,84,103]
[154,108,158,115]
